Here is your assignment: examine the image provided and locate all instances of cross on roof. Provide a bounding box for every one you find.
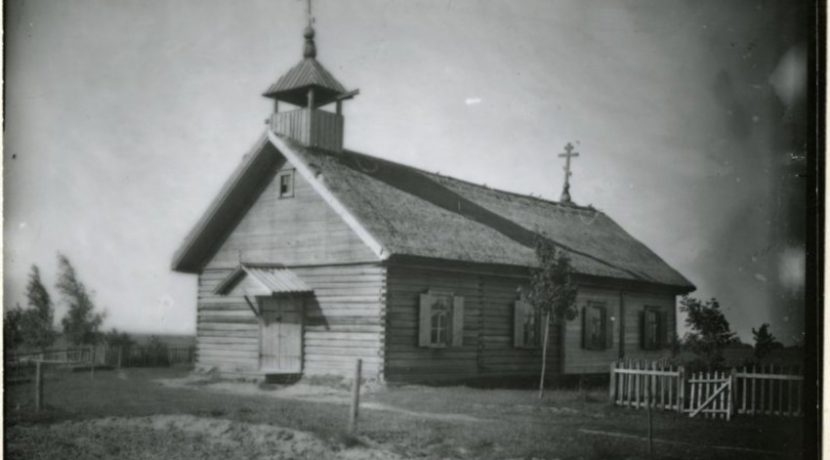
[557,142,579,204]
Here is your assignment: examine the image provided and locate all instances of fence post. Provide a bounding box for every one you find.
[646,375,654,459]
[117,346,123,369]
[34,360,44,411]
[90,345,95,379]
[677,366,685,414]
[609,361,617,404]
[348,358,362,434]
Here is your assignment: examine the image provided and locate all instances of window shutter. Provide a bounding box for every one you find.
[580,306,587,349]
[418,293,432,347]
[658,311,667,347]
[639,310,646,349]
[451,296,464,347]
[513,300,524,348]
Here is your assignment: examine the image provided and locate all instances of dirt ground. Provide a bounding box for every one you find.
[4,367,806,459]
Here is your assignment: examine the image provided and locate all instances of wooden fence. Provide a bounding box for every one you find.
[7,344,195,371]
[609,360,804,420]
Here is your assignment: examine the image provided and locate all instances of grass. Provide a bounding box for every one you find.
[4,367,805,459]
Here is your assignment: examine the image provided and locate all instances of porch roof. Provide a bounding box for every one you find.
[214,264,312,296]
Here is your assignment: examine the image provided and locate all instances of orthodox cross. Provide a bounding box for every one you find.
[558,142,579,204]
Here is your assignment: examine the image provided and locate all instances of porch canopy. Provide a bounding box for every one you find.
[214,264,312,297]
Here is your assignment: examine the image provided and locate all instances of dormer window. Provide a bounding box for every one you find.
[278,170,294,198]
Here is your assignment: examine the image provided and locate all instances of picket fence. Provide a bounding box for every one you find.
[609,360,803,420]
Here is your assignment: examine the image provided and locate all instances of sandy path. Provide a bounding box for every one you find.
[156,376,487,423]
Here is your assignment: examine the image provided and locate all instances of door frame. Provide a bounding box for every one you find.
[257,294,306,374]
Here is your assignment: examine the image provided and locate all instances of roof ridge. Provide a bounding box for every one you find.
[340,148,602,215]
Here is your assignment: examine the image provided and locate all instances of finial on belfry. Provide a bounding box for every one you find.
[303,25,316,58]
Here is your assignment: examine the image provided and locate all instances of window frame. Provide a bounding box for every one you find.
[418,289,464,349]
[640,306,665,351]
[514,299,542,349]
[582,301,608,351]
[277,170,295,198]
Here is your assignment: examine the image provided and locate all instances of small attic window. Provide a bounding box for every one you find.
[278,170,294,198]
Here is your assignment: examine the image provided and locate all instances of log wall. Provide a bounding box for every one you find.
[196,264,386,379]
[384,264,560,383]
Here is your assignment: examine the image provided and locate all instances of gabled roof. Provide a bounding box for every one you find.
[172,131,695,293]
[263,58,348,106]
[214,264,312,296]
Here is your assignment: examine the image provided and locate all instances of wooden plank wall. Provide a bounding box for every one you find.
[622,291,676,361]
[197,269,261,374]
[296,264,385,379]
[563,288,621,374]
[478,275,560,378]
[205,161,377,269]
[196,264,386,379]
[385,265,481,382]
[384,264,560,382]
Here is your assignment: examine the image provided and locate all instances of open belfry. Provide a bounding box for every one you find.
[172,5,693,382]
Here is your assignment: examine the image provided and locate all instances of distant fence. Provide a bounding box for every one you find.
[6,343,195,373]
[609,360,804,420]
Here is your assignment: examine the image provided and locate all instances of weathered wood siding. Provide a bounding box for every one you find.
[562,288,676,374]
[196,264,385,379]
[197,269,261,374]
[478,274,561,378]
[384,264,560,382]
[206,161,376,270]
[297,264,385,379]
[621,291,676,361]
[563,287,621,374]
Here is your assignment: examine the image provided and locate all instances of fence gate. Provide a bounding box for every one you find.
[687,370,733,420]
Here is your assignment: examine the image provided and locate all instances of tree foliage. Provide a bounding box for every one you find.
[4,304,25,351]
[20,265,58,350]
[679,296,737,368]
[752,323,783,361]
[57,254,104,345]
[527,238,578,324]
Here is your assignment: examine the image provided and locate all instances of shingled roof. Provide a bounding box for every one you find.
[172,133,694,292]
[262,58,348,106]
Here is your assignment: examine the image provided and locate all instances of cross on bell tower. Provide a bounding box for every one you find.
[558,142,579,204]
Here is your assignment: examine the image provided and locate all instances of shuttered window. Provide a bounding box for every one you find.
[419,291,464,348]
[640,307,666,350]
[513,300,541,348]
[581,301,609,350]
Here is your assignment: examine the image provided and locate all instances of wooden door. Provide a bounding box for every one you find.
[259,296,303,373]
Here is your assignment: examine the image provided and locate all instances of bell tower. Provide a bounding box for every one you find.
[263,7,357,152]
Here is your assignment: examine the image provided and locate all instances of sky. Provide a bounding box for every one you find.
[4,0,809,344]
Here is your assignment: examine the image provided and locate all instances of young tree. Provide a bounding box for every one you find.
[20,265,58,350]
[4,303,25,351]
[679,296,737,369]
[527,238,578,399]
[57,254,104,345]
[752,323,783,361]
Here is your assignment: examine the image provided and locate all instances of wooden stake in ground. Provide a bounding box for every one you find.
[349,358,362,433]
[538,311,551,399]
[647,374,654,459]
[34,360,44,411]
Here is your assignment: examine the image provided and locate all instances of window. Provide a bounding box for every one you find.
[640,307,666,350]
[278,170,294,198]
[514,300,541,348]
[419,291,464,348]
[581,301,608,350]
